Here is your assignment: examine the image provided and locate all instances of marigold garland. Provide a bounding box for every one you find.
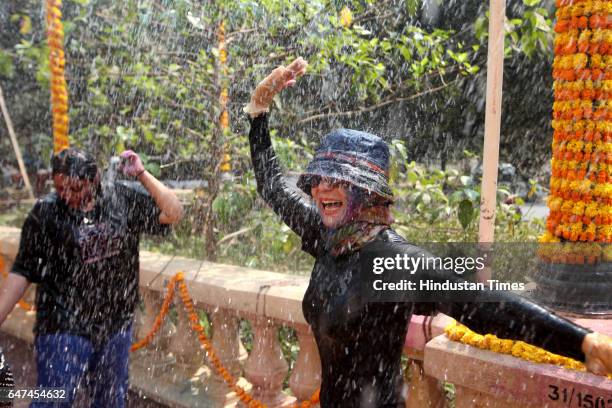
[541,0,612,257]
[133,272,321,408]
[218,21,231,173]
[130,275,177,352]
[45,0,70,153]
[445,321,612,379]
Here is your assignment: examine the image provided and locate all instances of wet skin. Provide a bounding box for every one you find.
[311,178,351,228]
[53,174,99,211]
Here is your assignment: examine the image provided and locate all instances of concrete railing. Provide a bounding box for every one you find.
[0,225,610,407]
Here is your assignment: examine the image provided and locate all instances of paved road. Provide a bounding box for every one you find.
[518,203,549,221]
[0,332,165,408]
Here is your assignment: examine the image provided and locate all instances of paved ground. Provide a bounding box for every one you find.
[518,203,548,221]
[0,332,165,408]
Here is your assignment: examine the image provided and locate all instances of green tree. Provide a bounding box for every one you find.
[0,0,555,260]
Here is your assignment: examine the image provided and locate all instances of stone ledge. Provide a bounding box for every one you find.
[424,335,612,407]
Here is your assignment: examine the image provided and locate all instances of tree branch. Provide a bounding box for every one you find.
[295,81,456,125]
[226,28,259,42]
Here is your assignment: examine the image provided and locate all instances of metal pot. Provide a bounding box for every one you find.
[530,261,612,317]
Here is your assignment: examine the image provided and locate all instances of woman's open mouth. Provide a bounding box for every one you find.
[322,200,343,210]
[320,199,346,217]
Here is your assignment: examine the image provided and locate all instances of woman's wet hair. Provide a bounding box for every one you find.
[348,183,392,207]
[51,148,98,181]
[305,175,351,191]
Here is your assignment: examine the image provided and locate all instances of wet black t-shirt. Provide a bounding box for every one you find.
[11,181,169,344]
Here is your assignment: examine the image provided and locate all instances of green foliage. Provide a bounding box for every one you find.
[474,0,552,58]
[1,0,552,262]
[392,160,544,244]
[390,142,543,244]
[457,199,474,230]
[0,204,29,228]
[212,183,255,227]
[1,0,555,166]
[0,50,14,78]
[444,382,456,408]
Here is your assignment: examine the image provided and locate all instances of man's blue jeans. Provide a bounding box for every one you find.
[30,326,132,408]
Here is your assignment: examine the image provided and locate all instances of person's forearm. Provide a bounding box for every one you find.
[438,297,591,361]
[403,249,592,361]
[0,273,30,326]
[136,171,183,225]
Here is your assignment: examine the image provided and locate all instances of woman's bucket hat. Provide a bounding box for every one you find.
[297,129,394,202]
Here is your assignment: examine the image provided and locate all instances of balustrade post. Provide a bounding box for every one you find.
[289,324,321,402]
[206,308,252,405]
[136,287,168,348]
[131,286,176,384]
[405,359,445,408]
[210,308,243,376]
[243,317,295,407]
[167,298,205,382]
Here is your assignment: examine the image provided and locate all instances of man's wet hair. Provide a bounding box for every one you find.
[51,148,98,181]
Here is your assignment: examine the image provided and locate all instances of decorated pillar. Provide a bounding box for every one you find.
[537,0,611,312]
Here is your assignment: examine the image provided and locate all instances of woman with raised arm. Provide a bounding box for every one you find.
[245,58,612,408]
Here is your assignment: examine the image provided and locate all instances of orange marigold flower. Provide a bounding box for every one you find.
[589,15,604,29]
[556,19,570,33]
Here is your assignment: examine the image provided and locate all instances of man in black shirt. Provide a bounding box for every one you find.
[0,148,183,407]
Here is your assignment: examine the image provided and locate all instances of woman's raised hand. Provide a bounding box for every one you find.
[582,332,612,376]
[246,57,308,117]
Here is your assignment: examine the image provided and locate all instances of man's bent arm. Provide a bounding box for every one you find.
[137,171,183,225]
[0,273,30,326]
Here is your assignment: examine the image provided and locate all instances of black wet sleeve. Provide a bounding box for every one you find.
[436,298,591,362]
[390,242,591,361]
[248,114,324,256]
[117,182,170,236]
[11,204,48,284]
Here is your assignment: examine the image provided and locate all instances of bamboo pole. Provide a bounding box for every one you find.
[477,0,506,282]
[0,85,35,200]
